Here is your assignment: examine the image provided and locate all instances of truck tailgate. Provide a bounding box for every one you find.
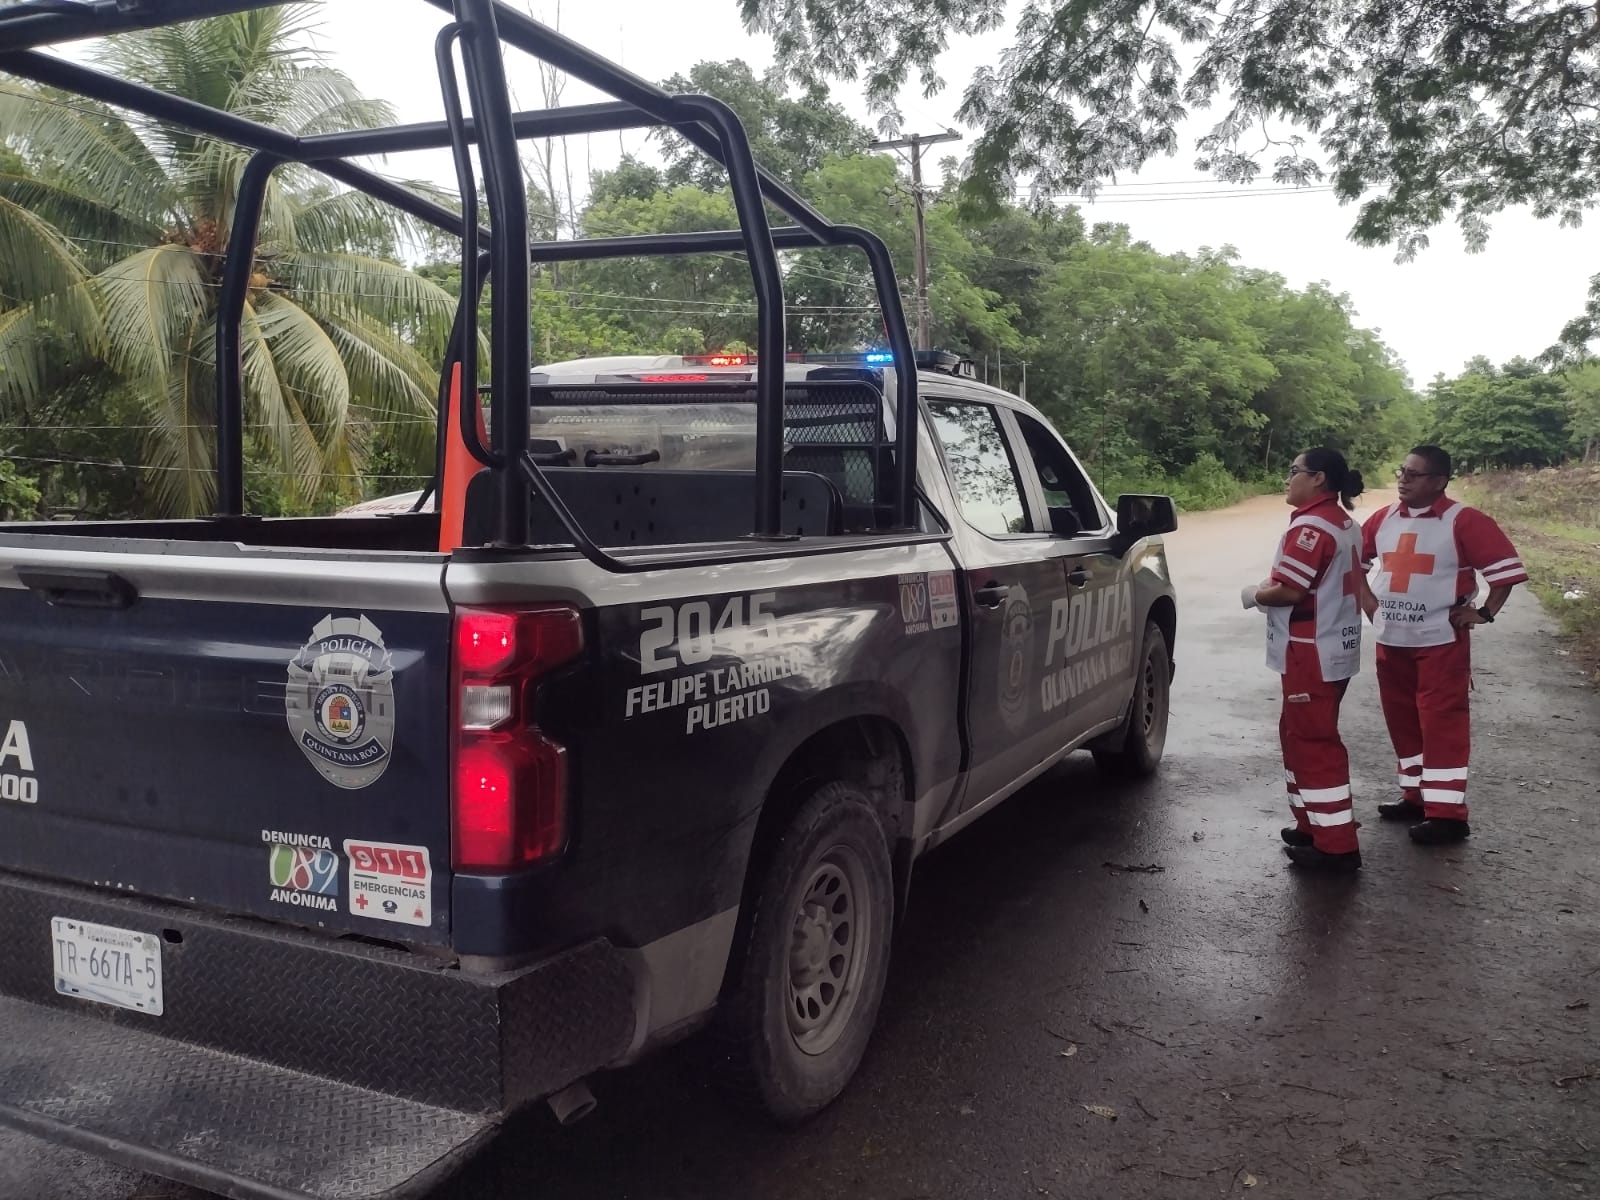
[0,543,455,944]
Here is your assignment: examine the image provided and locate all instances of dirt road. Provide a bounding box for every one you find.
[5,492,1597,1200]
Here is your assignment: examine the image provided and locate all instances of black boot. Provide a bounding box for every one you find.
[1280,826,1314,847]
[1378,798,1425,821]
[1409,818,1470,845]
[1285,845,1362,872]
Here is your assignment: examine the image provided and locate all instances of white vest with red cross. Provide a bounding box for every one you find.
[1369,502,1467,647]
[1264,512,1365,680]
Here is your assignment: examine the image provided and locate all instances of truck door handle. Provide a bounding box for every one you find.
[974,581,1010,609]
[17,568,138,610]
[1067,567,1091,588]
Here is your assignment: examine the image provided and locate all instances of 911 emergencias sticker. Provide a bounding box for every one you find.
[344,840,431,927]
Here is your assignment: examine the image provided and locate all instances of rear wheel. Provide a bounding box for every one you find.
[1092,619,1171,778]
[712,780,894,1124]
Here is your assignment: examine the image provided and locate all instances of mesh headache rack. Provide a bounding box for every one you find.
[0,0,923,571]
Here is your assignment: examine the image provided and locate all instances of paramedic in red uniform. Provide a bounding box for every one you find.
[1246,448,1369,873]
[1360,445,1529,845]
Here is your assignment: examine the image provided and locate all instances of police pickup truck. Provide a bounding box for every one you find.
[0,3,1177,1198]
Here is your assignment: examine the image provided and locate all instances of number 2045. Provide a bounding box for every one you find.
[639,592,777,675]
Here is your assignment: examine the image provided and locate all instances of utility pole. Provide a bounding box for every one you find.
[869,129,962,349]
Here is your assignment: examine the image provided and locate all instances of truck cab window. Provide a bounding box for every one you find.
[1012,411,1102,536]
[926,400,1032,537]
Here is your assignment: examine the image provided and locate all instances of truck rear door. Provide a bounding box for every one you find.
[1002,405,1138,734]
[923,397,1076,808]
[0,538,456,945]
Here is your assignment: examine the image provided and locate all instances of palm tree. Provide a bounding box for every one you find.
[0,5,453,515]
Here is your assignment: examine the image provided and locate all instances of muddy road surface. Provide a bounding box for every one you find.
[6,493,1597,1200]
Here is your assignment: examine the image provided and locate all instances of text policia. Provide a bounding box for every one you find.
[1040,581,1136,714]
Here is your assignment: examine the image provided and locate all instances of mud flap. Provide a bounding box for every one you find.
[0,994,496,1200]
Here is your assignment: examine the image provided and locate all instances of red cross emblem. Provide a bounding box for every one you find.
[355,894,368,910]
[1381,532,1435,594]
[1342,548,1365,599]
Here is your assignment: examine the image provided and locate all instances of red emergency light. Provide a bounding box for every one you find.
[682,353,750,367]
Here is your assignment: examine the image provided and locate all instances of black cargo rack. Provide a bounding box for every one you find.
[0,0,921,571]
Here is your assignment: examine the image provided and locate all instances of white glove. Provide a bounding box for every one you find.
[1241,584,1260,611]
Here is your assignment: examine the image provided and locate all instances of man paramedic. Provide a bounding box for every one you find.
[1360,445,1529,845]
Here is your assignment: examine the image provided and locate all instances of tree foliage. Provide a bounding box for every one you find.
[0,4,452,515]
[493,64,1424,502]
[1429,356,1587,470]
[0,35,1426,518]
[740,0,1600,261]
[655,60,871,189]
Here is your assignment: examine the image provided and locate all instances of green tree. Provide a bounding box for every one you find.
[575,185,761,352]
[1565,363,1600,462]
[0,5,453,515]
[655,60,870,191]
[1430,358,1572,470]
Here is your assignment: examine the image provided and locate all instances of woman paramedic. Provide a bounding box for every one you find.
[1244,448,1370,873]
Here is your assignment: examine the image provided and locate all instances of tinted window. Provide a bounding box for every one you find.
[1013,411,1103,534]
[927,400,1030,537]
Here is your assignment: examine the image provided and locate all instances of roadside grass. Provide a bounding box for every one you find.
[1090,453,1280,514]
[1458,465,1600,684]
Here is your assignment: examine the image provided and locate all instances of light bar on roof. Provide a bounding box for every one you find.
[682,353,750,367]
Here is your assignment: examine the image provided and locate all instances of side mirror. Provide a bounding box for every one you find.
[1048,507,1082,538]
[1116,494,1178,541]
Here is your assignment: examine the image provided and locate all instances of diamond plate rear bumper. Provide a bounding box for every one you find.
[0,871,640,1198]
[0,994,494,1200]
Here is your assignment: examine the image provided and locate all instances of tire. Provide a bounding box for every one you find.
[1091,619,1171,778]
[712,780,895,1124]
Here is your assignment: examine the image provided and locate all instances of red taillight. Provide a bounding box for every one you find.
[451,606,583,872]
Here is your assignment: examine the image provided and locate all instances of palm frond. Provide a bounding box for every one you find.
[254,291,352,456]
[241,65,395,136]
[0,174,165,261]
[94,245,211,389]
[0,190,95,304]
[318,309,438,466]
[140,310,215,517]
[236,299,319,482]
[0,306,45,412]
[0,83,174,228]
[275,251,456,331]
[285,185,454,257]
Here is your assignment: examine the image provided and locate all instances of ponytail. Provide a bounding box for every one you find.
[1302,447,1364,511]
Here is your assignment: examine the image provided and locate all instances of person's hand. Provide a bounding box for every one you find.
[1241,584,1260,611]
[1450,603,1487,629]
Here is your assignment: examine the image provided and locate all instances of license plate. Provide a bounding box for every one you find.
[51,918,163,1016]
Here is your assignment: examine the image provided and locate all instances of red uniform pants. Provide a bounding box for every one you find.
[1280,642,1358,854]
[1375,636,1472,821]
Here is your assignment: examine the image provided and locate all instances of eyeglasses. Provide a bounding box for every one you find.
[1286,465,1318,479]
[1394,468,1442,481]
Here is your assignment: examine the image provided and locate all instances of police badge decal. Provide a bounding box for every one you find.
[997,582,1033,733]
[286,615,397,790]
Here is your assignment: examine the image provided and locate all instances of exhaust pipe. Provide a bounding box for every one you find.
[547,1079,597,1126]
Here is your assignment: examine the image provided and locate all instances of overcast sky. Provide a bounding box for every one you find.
[126,1,1600,386]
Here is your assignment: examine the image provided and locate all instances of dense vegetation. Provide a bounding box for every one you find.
[0,10,1429,520]
[1428,358,1600,471]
